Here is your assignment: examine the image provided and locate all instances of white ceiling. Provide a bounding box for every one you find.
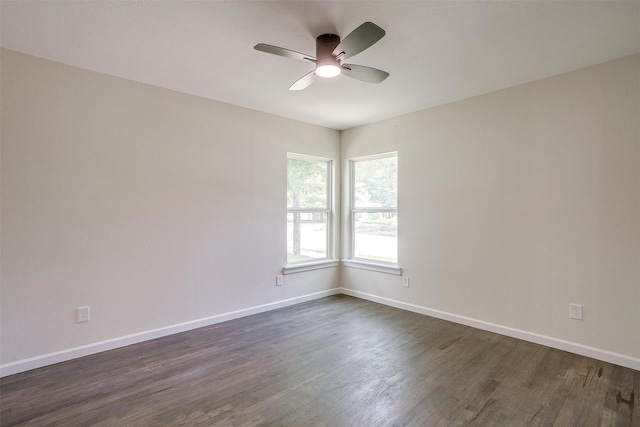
[2,1,639,130]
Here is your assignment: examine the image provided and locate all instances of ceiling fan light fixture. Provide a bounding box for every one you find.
[316,64,341,78]
[315,57,341,78]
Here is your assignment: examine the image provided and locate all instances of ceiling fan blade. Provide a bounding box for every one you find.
[341,64,389,84]
[254,44,316,62]
[289,70,316,90]
[332,22,385,59]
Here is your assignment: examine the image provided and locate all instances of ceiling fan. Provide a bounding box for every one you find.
[254,22,389,91]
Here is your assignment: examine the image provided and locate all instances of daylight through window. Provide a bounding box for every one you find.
[351,153,398,265]
[287,154,332,264]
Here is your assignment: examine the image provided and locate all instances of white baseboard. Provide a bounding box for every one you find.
[340,287,640,372]
[3,287,638,377]
[0,288,340,378]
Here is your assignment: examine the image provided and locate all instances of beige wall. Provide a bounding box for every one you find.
[2,48,638,370]
[0,49,340,365]
[341,54,640,360]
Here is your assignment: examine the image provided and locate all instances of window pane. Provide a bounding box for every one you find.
[287,212,328,262]
[287,158,328,209]
[354,156,397,208]
[353,212,397,264]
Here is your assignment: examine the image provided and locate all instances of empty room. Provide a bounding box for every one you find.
[1,1,639,425]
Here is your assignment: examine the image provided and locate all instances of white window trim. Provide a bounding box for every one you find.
[286,153,335,269]
[342,259,402,275]
[349,152,398,267]
[283,259,340,275]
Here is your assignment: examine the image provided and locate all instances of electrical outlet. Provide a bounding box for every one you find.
[402,276,410,288]
[276,275,283,286]
[77,306,90,323]
[569,303,583,320]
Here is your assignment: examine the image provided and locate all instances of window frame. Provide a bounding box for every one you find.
[347,152,400,274]
[285,153,335,271]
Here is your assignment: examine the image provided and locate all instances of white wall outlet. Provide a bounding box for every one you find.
[276,275,283,286]
[77,306,90,323]
[402,276,410,288]
[569,303,583,320]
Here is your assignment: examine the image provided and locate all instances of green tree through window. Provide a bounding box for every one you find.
[287,155,331,263]
[351,153,398,264]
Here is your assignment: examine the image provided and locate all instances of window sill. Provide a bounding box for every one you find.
[342,260,402,275]
[283,259,339,275]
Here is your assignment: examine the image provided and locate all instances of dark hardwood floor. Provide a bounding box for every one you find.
[1,295,638,426]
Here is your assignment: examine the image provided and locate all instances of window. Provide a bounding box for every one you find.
[287,154,332,265]
[350,153,398,265]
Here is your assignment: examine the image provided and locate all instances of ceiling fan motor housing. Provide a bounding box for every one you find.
[315,34,342,76]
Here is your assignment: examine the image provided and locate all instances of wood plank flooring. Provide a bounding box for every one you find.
[1,295,638,426]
